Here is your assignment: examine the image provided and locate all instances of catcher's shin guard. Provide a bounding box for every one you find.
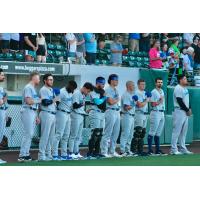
[131,126,143,153]
[94,128,103,155]
[88,128,99,156]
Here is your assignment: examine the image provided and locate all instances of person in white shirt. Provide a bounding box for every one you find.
[65,33,77,58]
[170,75,193,155]
[10,33,20,52]
[183,33,194,47]
[182,47,194,72]
[36,33,47,63]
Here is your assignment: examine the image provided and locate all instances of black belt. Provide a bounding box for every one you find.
[41,110,56,115]
[123,113,135,117]
[90,109,105,113]
[152,110,164,112]
[24,107,37,111]
[0,107,8,110]
[107,108,120,111]
[136,110,148,115]
[57,108,71,114]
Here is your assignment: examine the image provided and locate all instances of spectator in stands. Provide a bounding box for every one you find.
[24,33,38,62]
[181,47,194,72]
[183,33,194,47]
[0,33,10,53]
[110,35,123,66]
[129,33,140,52]
[160,33,169,44]
[149,40,162,69]
[65,33,77,59]
[191,34,199,49]
[19,33,24,53]
[193,39,200,69]
[160,43,169,69]
[139,33,150,52]
[74,33,86,64]
[83,33,97,65]
[97,33,106,49]
[10,33,20,52]
[169,39,181,58]
[166,33,180,47]
[36,33,47,63]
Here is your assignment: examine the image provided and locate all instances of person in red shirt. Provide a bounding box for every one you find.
[149,40,163,69]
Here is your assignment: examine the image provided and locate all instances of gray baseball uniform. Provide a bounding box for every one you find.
[52,87,73,157]
[19,83,40,157]
[134,89,148,128]
[68,89,86,154]
[171,84,189,153]
[120,90,136,153]
[149,88,165,137]
[38,85,56,160]
[101,86,120,155]
[0,86,8,143]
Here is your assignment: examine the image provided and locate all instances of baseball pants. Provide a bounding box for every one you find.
[135,112,147,128]
[0,109,6,143]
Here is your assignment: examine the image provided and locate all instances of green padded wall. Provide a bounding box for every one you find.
[164,115,193,144]
[167,86,200,139]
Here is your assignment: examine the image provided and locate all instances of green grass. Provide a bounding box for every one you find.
[2,154,200,166]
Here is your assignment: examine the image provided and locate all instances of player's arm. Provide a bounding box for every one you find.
[40,90,54,106]
[72,92,83,109]
[124,104,132,111]
[107,97,119,105]
[176,97,189,113]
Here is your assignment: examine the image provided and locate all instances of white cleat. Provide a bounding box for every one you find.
[111,152,122,158]
[71,153,79,160]
[180,150,194,155]
[170,151,183,155]
[76,153,84,159]
[0,159,7,164]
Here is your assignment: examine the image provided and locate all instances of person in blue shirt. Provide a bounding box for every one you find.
[129,33,140,52]
[110,35,123,66]
[83,33,97,65]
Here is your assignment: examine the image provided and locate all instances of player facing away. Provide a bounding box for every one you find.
[148,77,167,156]
[0,68,7,164]
[68,82,93,159]
[38,74,59,161]
[170,75,193,155]
[100,74,122,158]
[87,77,107,159]
[18,71,41,162]
[52,80,77,161]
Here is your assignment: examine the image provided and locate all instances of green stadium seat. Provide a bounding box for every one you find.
[128,51,137,56]
[46,55,54,63]
[136,62,143,68]
[136,57,143,62]
[47,43,56,50]
[47,50,55,56]
[137,52,143,57]
[95,59,100,65]
[55,44,65,51]
[101,60,110,65]
[4,53,14,61]
[55,50,63,57]
[0,53,4,61]
[15,53,24,62]
[128,61,137,67]
[122,56,129,62]
[129,56,137,61]
[144,57,149,62]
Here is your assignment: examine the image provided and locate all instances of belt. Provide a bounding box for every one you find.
[135,110,148,115]
[41,110,56,115]
[73,111,87,116]
[122,113,135,117]
[107,108,120,111]
[152,110,164,112]
[57,108,71,114]
[0,107,8,110]
[90,109,105,113]
[23,106,37,111]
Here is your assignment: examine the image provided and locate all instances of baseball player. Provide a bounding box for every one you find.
[18,71,41,162]
[131,79,151,156]
[120,81,138,156]
[38,73,58,161]
[148,77,166,155]
[170,75,193,155]
[68,82,93,159]
[0,68,7,164]
[100,74,121,158]
[87,77,106,159]
[52,80,77,161]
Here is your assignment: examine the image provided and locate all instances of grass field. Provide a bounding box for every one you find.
[2,154,200,166]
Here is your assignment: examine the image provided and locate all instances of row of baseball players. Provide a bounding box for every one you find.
[0,68,193,163]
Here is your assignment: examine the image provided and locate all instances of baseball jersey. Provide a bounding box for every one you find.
[22,83,39,110]
[173,84,189,108]
[135,89,148,113]
[105,86,120,109]
[57,87,73,112]
[121,91,136,115]
[0,86,8,109]
[150,88,165,111]
[72,89,86,115]
[39,86,56,112]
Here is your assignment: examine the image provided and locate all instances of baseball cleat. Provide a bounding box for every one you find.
[180,150,194,155]
[147,151,155,156]
[18,156,25,162]
[0,159,7,164]
[45,156,53,161]
[119,152,128,157]
[52,156,61,161]
[100,154,112,158]
[155,150,168,156]
[170,151,183,155]
[71,153,78,160]
[86,155,96,160]
[110,152,122,158]
[76,153,84,159]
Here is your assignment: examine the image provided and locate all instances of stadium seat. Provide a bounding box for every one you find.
[47,50,55,56]
[129,56,137,61]
[46,55,54,63]
[47,43,56,50]
[55,44,65,51]
[128,51,137,56]
[15,53,24,62]
[95,59,100,65]
[54,50,63,57]
[128,61,137,67]
[122,56,129,62]
[0,53,4,61]
[4,53,14,61]
[101,60,110,65]
[144,57,149,62]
